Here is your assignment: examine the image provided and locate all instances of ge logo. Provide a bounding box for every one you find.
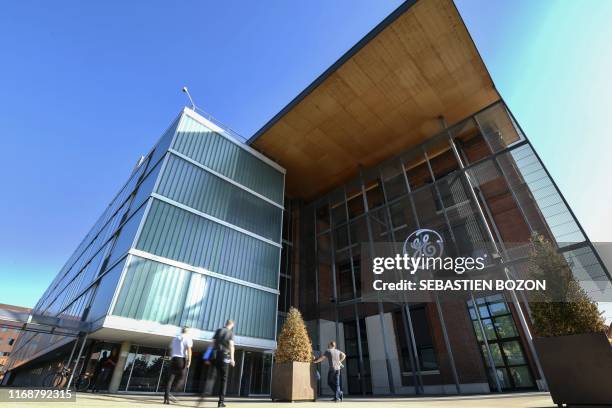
[403,229,444,259]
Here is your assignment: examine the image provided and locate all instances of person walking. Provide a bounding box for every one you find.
[90,351,107,392]
[313,341,346,402]
[92,349,117,392]
[164,327,193,405]
[213,320,235,408]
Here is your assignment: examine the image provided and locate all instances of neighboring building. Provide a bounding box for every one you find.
[0,304,31,378]
[5,0,611,396]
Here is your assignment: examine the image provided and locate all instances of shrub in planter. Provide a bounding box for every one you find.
[528,235,611,406]
[271,307,316,401]
[528,235,606,337]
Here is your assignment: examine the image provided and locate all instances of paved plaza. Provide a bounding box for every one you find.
[0,392,556,408]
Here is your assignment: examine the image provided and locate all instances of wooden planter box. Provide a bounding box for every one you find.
[534,332,612,407]
[271,362,316,402]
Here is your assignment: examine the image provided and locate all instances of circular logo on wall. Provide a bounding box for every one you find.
[402,229,444,259]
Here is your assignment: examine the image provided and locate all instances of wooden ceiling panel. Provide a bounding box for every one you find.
[250,0,500,200]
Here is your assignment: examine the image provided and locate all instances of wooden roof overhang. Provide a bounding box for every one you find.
[248,0,500,200]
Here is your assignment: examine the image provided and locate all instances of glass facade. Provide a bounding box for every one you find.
[297,101,611,395]
[7,108,285,377]
[6,116,180,372]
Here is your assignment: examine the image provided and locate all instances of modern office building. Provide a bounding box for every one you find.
[5,0,611,396]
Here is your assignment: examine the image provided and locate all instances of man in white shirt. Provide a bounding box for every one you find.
[164,327,193,404]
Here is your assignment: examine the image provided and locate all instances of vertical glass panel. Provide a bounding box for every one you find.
[451,118,491,164]
[369,208,389,242]
[345,181,364,220]
[316,204,330,233]
[87,258,127,323]
[157,154,282,242]
[510,144,584,245]
[107,204,146,267]
[508,366,534,388]
[335,250,354,302]
[404,150,431,190]
[137,200,279,288]
[495,368,511,389]
[475,103,524,152]
[113,257,277,339]
[482,343,504,367]
[388,196,417,242]
[172,115,284,204]
[412,186,445,231]
[493,315,518,338]
[466,159,532,243]
[349,218,368,247]
[335,225,349,250]
[380,159,407,201]
[126,347,166,392]
[149,115,181,172]
[501,341,526,365]
[496,152,550,238]
[487,294,509,315]
[424,135,458,180]
[365,182,384,210]
[128,158,163,218]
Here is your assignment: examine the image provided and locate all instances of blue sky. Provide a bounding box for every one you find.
[1,0,611,313]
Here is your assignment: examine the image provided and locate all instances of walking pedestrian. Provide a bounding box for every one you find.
[92,349,117,392]
[213,320,235,408]
[313,341,346,402]
[164,327,193,405]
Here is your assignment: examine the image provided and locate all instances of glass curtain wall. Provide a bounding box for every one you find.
[7,115,182,372]
[111,110,285,342]
[299,101,611,395]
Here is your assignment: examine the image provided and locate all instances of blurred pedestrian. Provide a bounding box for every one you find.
[213,320,235,408]
[164,327,192,405]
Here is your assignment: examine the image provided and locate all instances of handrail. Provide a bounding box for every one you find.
[191,106,248,144]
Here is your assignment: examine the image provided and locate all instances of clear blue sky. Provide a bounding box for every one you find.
[1,1,611,314]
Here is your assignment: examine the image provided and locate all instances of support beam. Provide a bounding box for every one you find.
[108,341,131,393]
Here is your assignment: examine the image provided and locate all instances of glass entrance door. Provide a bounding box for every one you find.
[240,351,272,396]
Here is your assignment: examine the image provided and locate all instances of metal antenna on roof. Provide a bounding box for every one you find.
[182,86,197,110]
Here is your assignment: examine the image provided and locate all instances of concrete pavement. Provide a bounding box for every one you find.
[0,392,556,408]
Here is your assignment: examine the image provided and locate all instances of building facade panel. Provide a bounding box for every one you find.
[111,256,277,340]
[135,198,279,289]
[157,153,282,242]
[172,115,284,205]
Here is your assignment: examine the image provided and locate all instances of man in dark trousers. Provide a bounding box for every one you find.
[213,320,235,408]
[164,327,193,405]
[313,341,346,402]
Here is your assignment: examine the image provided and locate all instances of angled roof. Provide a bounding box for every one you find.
[249,0,499,200]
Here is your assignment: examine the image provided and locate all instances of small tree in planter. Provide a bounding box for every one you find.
[528,235,611,406]
[528,234,606,336]
[272,307,315,401]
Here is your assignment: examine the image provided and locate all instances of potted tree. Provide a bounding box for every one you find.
[528,235,611,407]
[271,307,316,401]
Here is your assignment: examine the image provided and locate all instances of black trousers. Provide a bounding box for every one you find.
[215,355,229,402]
[165,357,186,401]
